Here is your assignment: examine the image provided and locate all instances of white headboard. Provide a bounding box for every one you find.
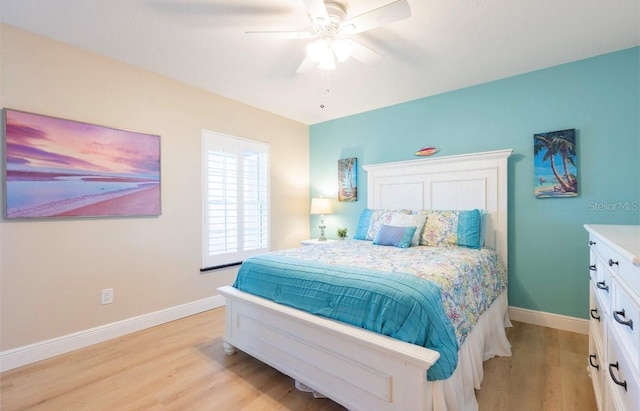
[363,149,512,266]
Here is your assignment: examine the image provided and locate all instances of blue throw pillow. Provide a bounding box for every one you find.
[354,209,373,240]
[457,209,482,248]
[373,225,417,248]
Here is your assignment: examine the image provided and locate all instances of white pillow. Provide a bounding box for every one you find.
[365,209,411,241]
[390,213,428,246]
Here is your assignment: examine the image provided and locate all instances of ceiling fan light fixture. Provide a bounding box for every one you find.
[318,51,336,70]
[330,39,352,62]
[247,0,412,74]
[307,39,336,69]
[306,39,328,62]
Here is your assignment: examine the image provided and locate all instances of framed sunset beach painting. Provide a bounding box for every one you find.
[3,109,161,219]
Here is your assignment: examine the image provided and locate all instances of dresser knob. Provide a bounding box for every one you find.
[590,308,600,321]
[613,309,633,330]
[589,264,596,271]
[608,259,619,267]
[608,362,628,392]
[589,354,599,370]
[589,240,596,246]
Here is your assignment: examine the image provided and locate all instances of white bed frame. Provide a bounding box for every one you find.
[218,149,512,411]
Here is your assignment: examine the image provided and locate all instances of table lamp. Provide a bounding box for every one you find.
[310,198,333,241]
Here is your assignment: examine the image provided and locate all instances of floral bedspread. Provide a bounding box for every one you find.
[267,240,507,345]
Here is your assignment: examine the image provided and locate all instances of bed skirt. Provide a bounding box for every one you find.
[430,289,511,410]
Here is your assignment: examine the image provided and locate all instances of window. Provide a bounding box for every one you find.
[201,130,269,269]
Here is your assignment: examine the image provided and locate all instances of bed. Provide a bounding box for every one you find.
[217,149,512,411]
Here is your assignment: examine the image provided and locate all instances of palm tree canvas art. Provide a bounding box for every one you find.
[534,129,578,198]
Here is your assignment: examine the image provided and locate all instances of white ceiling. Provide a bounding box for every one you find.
[1,0,639,125]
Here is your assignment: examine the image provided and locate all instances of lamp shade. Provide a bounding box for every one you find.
[310,198,332,215]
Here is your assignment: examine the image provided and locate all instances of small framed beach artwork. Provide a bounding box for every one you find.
[533,128,577,198]
[3,109,161,219]
[338,157,357,202]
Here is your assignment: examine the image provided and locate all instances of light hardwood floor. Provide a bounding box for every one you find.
[1,308,596,410]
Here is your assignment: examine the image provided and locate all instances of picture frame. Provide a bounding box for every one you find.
[3,109,161,219]
[533,128,577,198]
[338,157,357,202]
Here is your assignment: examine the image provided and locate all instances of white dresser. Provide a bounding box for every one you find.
[585,224,640,411]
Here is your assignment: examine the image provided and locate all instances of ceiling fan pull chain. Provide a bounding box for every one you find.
[320,70,330,109]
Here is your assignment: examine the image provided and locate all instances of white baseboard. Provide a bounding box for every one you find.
[0,295,225,372]
[508,306,589,335]
[0,300,587,373]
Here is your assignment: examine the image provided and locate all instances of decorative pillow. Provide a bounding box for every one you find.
[365,209,412,241]
[390,213,428,246]
[420,210,460,246]
[457,209,482,248]
[420,209,484,248]
[353,209,374,240]
[479,210,488,247]
[373,225,416,248]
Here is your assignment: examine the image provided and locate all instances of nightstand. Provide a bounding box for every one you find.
[300,239,338,246]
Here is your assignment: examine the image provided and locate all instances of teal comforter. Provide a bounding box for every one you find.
[233,253,459,380]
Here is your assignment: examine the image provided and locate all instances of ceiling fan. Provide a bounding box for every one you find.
[246,0,411,73]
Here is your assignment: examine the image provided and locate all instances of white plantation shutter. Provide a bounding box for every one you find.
[202,131,269,268]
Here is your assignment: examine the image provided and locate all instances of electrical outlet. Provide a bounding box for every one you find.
[101,288,113,305]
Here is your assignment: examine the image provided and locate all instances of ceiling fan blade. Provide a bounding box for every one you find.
[246,30,316,40]
[341,0,411,34]
[296,55,318,73]
[346,40,384,65]
[301,0,329,25]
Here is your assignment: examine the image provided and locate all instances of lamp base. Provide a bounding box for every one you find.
[318,216,327,241]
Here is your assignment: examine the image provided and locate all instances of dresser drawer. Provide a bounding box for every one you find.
[617,258,640,299]
[590,281,608,349]
[591,235,640,299]
[589,322,605,410]
[611,278,640,374]
[606,336,640,411]
[590,247,599,283]
[590,236,622,272]
[594,255,613,305]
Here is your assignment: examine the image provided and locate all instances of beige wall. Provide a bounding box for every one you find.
[0,24,310,350]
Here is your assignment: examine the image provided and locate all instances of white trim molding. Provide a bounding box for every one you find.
[0,295,225,372]
[508,306,589,335]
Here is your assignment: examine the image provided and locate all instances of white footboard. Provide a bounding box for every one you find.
[218,285,440,411]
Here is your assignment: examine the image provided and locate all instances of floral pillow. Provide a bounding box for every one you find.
[420,209,484,248]
[420,210,460,246]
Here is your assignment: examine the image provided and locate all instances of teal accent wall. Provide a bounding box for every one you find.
[309,47,640,319]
